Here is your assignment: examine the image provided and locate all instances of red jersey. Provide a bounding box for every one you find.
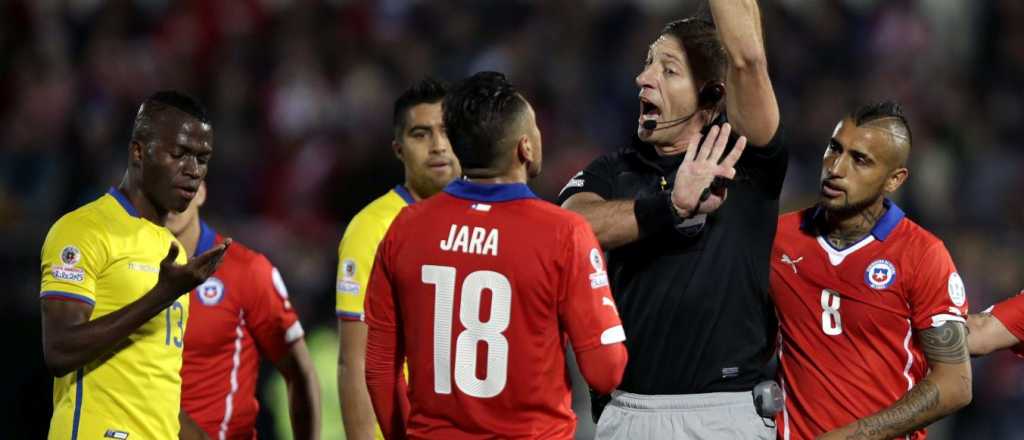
[770,201,968,440]
[365,180,625,440]
[181,222,304,440]
[990,290,1024,355]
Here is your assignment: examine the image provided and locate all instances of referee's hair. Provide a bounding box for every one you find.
[660,18,727,87]
[393,77,448,138]
[442,71,528,173]
[131,90,210,146]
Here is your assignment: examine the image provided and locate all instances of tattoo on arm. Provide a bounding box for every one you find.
[920,321,970,364]
[844,380,940,440]
[842,323,969,439]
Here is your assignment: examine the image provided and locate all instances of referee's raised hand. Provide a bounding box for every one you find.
[670,123,747,217]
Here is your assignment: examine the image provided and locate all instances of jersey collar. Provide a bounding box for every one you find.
[801,198,905,241]
[194,220,217,256]
[108,187,141,217]
[443,179,538,202]
[394,184,417,205]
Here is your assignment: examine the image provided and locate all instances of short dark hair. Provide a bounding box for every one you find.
[850,101,912,146]
[393,77,448,137]
[131,90,210,144]
[443,71,528,172]
[660,18,727,87]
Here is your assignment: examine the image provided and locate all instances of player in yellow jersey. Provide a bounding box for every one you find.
[336,77,461,439]
[40,91,230,440]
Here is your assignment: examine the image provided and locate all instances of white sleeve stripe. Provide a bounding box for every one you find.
[284,321,305,343]
[600,325,626,345]
[930,314,967,327]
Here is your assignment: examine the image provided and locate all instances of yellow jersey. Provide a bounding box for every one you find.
[336,185,415,321]
[41,188,188,440]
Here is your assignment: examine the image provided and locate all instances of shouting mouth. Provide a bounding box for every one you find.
[639,98,661,127]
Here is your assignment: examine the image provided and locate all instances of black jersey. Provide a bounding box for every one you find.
[558,123,787,394]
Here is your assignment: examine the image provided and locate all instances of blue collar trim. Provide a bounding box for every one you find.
[394,185,416,205]
[443,179,537,202]
[108,187,140,217]
[870,199,904,241]
[801,198,905,241]
[194,220,217,256]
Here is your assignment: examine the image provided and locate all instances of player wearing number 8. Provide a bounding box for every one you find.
[364,71,628,439]
[770,102,971,439]
[39,91,230,439]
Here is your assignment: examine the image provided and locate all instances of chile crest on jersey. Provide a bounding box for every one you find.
[196,277,226,305]
[864,259,897,290]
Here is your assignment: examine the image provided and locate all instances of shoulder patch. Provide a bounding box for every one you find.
[559,171,585,196]
[588,248,609,289]
[948,272,966,307]
[60,245,82,266]
[341,258,357,281]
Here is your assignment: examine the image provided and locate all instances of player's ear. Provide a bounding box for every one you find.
[516,135,534,166]
[884,167,909,193]
[129,140,145,168]
[392,139,404,162]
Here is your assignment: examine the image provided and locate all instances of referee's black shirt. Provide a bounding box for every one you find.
[558,124,787,394]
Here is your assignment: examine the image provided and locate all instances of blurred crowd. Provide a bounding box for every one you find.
[3,0,1024,438]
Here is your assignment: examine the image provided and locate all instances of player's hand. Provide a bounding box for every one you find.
[670,123,746,216]
[156,239,232,300]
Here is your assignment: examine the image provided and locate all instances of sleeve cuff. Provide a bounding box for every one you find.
[929,314,967,328]
[336,310,364,321]
[40,291,95,306]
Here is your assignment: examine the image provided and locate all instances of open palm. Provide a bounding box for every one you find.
[671,123,747,215]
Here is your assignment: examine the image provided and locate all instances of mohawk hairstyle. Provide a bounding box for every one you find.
[131,90,210,145]
[393,77,448,137]
[850,101,912,146]
[443,71,527,172]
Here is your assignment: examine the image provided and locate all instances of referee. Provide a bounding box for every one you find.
[558,1,784,439]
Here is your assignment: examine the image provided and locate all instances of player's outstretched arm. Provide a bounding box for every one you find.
[819,321,972,440]
[967,312,1020,356]
[41,241,230,377]
[178,410,211,440]
[337,321,379,440]
[709,0,779,146]
[275,339,321,440]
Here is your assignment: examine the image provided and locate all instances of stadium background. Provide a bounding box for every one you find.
[3,0,1023,438]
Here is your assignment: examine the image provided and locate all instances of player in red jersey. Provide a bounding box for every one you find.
[770,102,971,440]
[364,71,628,439]
[168,182,321,440]
[967,290,1024,356]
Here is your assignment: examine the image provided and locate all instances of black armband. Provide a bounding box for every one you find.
[634,191,707,238]
[633,191,677,237]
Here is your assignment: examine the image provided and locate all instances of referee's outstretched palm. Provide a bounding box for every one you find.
[670,123,746,215]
